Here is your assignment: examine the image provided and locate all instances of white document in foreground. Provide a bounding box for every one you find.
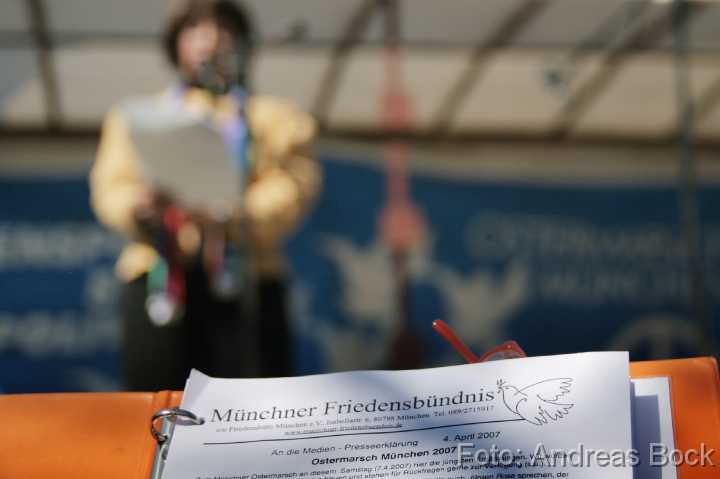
[163,352,633,479]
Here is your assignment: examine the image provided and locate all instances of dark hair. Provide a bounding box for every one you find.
[163,0,255,82]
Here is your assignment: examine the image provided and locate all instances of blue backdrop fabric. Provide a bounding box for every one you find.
[1,154,717,392]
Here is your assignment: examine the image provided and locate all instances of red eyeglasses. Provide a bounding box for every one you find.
[432,319,527,364]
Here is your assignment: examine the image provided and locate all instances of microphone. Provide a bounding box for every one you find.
[196,52,242,95]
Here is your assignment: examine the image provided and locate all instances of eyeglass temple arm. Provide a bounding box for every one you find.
[432,319,480,364]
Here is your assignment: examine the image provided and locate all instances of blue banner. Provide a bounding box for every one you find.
[1,152,718,392]
[0,179,122,392]
[288,154,720,373]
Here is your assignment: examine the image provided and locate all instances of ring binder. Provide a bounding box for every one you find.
[151,407,205,444]
[134,327,720,479]
[150,407,205,479]
[147,328,527,479]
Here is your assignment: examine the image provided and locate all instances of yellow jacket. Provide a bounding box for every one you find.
[90,88,321,281]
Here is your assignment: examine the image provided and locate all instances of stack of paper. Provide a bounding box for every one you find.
[159,352,677,479]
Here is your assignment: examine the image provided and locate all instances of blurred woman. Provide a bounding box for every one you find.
[90,0,321,390]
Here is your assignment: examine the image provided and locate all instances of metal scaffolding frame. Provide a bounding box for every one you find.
[429,0,549,134]
[549,1,705,138]
[3,0,720,142]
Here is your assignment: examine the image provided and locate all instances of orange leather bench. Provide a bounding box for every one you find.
[2,357,718,479]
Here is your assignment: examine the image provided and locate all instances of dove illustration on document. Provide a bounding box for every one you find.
[497,378,574,426]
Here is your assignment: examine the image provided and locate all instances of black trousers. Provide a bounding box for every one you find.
[120,269,291,391]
